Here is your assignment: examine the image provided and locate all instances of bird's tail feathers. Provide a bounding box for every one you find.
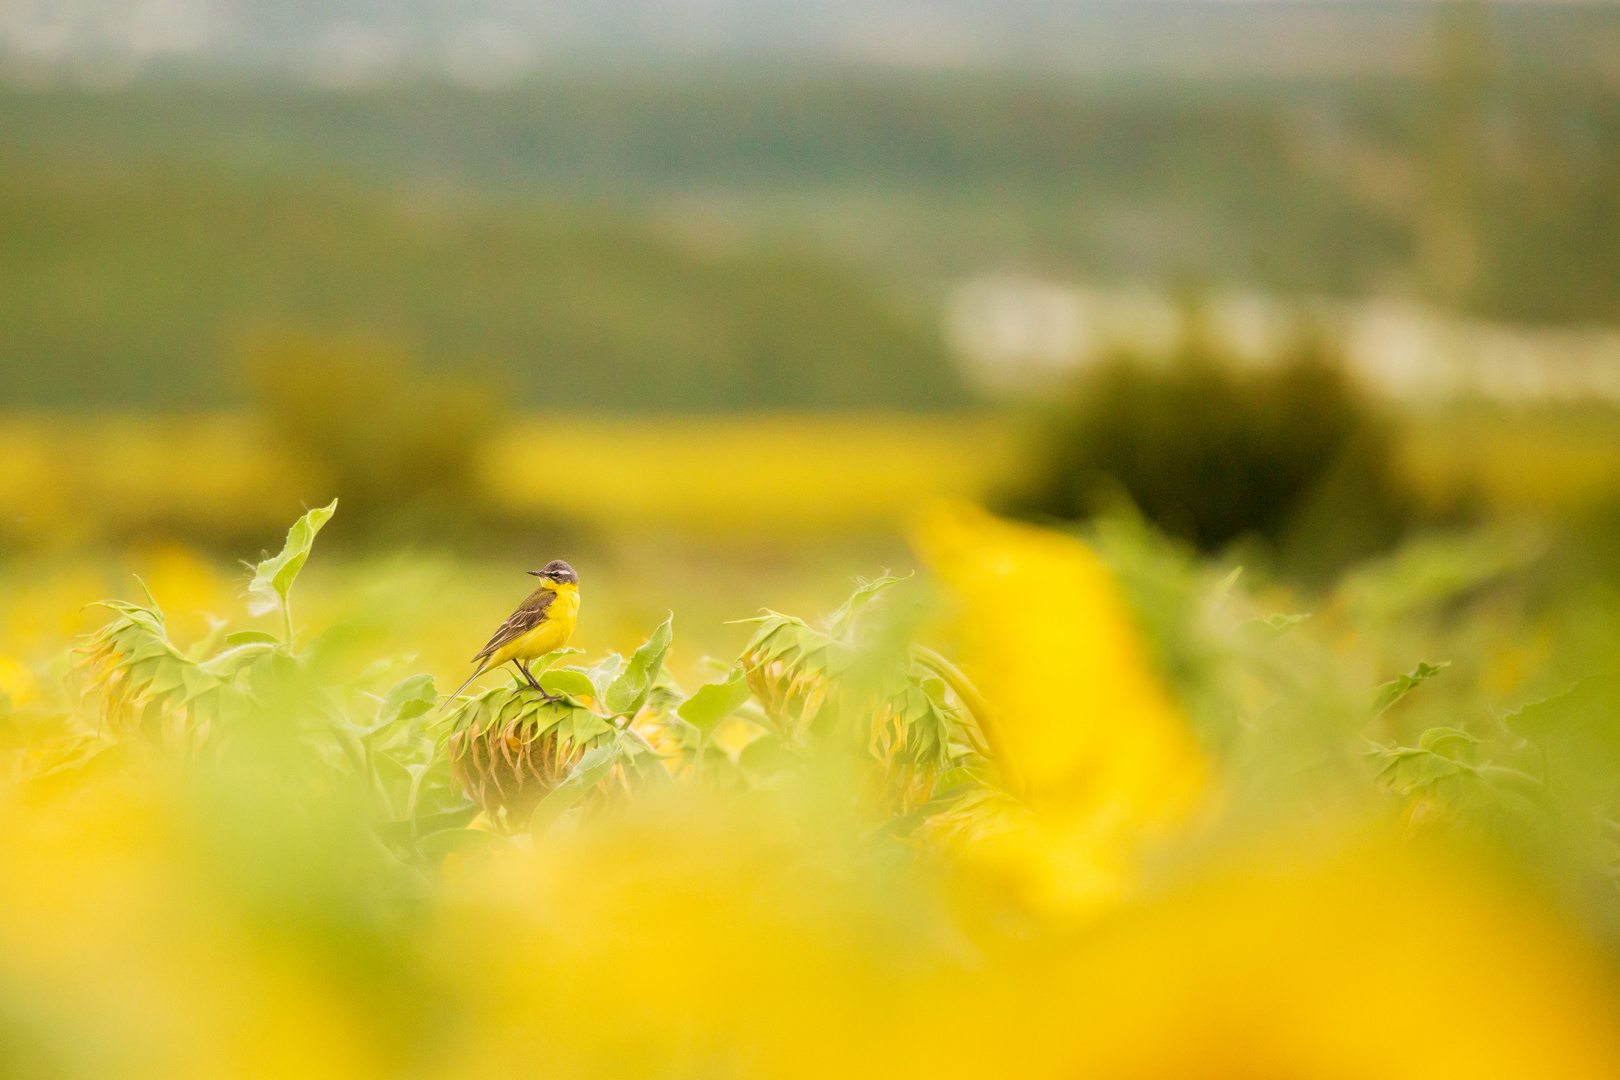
[440,660,490,713]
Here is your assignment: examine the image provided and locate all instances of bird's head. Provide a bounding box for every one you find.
[529,560,579,587]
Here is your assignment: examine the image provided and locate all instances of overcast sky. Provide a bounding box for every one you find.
[0,0,1595,86]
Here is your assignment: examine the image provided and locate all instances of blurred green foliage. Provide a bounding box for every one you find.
[1010,326,1411,577]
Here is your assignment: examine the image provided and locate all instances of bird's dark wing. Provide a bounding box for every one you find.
[473,588,555,661]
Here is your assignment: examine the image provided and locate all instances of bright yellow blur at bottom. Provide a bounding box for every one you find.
[0,781,383,1080]
[3,776,1619,1080]
[1018,834,1620,1080]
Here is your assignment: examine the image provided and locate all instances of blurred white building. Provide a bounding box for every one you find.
[945,276,1179,394]
[946,275,1620,405]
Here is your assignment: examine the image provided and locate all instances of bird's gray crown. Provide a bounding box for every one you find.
[528,559,579,585]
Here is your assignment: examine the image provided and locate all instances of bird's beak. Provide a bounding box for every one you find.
[526,570,544,577]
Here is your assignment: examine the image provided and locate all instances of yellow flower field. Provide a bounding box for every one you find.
[3,491,1619,1079]
[3,406,1618,549]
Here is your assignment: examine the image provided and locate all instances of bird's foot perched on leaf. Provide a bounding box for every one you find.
[518,675,561,703]
[514,663,559,701]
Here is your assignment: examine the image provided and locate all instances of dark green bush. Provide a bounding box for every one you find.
[1011,331,1411,576]
[243,330,505,534]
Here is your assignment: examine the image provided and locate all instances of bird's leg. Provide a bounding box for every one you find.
[514,660,558,701]
[513,660,543,690]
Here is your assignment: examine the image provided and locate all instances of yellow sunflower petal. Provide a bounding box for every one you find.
[913,501,1208,911]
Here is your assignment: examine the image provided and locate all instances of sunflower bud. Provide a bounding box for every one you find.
[738,615,834,744]
[444,688,616,825]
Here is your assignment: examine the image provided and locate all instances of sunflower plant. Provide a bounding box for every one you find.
[67,501,479,865]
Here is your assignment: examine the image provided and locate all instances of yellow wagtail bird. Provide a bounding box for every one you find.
[446,559,580,706]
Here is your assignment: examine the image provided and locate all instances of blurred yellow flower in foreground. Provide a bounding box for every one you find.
[0,653,40,706]
[0,780,387,1080]
[1016,834,1620,1080]
[5,769,1620,1080]
[913,501,1208,912]
[430,795,954,1080]
[434,803,1620,1080]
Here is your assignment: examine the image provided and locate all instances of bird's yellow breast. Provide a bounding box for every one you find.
[489,583,579,667]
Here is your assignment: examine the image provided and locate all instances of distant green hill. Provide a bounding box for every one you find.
[2,65,1618,409]
[0,164,963,410]
[1,77,1393,293]
[0,76,1389,413]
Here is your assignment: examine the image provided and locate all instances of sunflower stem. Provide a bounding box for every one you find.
[910,644,1022,799]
